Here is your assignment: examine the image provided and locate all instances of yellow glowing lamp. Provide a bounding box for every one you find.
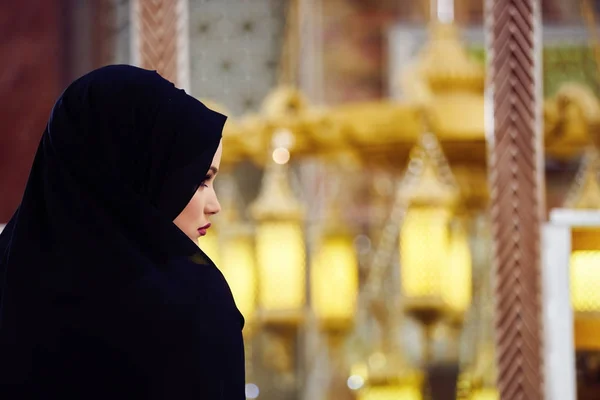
[358,385,422,400]
[570,230,600,316]
[570,250,600,312]
[398,156,459,304]
[250,156,306,325]
[198,231,221,267]
[254,221,305,320]
[569,228,600,350]
[442,219,472,314]
[311,233,358,330]
[400,206,451,300]
[570,228,600,313]
[357,369,423,400]
[220,233,257,321]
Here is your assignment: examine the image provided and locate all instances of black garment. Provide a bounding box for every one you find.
[0,65,245,399]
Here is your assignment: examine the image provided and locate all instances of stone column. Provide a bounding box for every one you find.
[130,0,190,91]
[486,0,545,399]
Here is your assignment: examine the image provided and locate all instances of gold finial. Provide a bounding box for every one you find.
[398,22,484,103]
[418,23,484,94]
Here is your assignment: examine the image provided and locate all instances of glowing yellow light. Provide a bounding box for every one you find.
[570,250,600,312]
[443,221,472,313]
[400,207,451,299]
[471,388,499,400]
[255,221,305,318]
[272,147,290,164]
[198,232,220,266]
[311,235,358,327]
[220,236,257,321]
[358,385,422,400]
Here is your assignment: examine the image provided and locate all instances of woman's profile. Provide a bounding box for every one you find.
[0,65,245,398]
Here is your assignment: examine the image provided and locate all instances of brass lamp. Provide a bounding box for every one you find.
[311,189,359,336]
[398,134,460,364]
[249,139,306,327]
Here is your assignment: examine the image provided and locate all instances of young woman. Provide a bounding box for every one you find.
[0,65,245,399]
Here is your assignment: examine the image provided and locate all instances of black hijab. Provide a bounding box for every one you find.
[0,65,245,398]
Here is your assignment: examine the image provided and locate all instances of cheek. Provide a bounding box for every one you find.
[183,193,205,221]
[174,192,205,227]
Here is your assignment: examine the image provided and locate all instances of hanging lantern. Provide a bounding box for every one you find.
[312,232,359,331]
[397,134,463,368]
[399,149,460,321]
[250,152,306,325]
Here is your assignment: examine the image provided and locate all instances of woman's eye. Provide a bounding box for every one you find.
[200,182,209,188]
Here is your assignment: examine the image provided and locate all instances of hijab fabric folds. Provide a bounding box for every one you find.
[0,65,245,399]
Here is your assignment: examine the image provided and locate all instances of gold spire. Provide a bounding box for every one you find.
[398,22,484,104]
[417,22,484,94]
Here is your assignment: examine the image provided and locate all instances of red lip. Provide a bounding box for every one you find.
[198,223,211,237]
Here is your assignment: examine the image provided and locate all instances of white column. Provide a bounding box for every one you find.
[541,224,576,400]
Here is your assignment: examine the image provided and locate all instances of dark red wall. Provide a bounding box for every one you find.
[0,0,65,222]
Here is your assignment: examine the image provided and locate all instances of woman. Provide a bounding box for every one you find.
[0,65,245,398]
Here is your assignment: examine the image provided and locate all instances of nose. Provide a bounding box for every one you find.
[205,191,221,216]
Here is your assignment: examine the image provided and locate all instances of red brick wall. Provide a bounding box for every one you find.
[0,0,65,222]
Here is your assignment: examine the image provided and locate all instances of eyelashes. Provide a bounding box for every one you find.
[196,174,213,190]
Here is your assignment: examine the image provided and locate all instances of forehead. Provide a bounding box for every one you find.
[211,140,223,166]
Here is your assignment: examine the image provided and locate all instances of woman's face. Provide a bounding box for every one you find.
[173,140,223,242]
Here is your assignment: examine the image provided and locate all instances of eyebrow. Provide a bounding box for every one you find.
[209,166,219,174]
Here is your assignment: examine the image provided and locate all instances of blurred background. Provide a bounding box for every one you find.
[3,0,600,399]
